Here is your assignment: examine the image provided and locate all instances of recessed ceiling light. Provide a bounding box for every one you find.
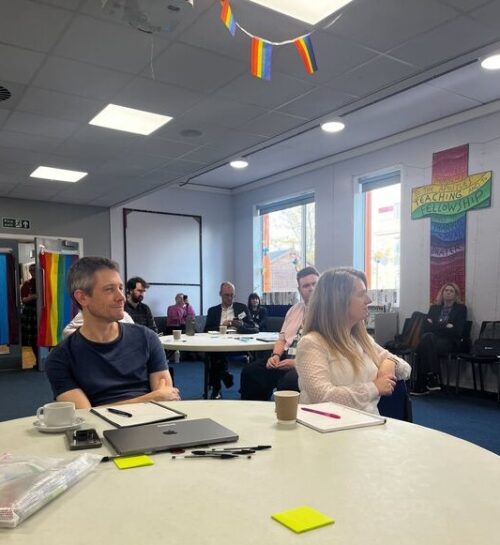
[89,104,173,135]
[30,166,87,183]
[230,158,249,169]
[481,54,500,70]
[247,0,352,25]
[321,120,345,133]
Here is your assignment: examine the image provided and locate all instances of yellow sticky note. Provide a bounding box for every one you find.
[271,506,335,534]
[113,455,154,470]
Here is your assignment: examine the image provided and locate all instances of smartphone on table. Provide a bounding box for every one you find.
[66,428,102,450]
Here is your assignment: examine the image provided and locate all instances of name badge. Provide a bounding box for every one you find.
[238,312,246,320]
[287,347,297,356]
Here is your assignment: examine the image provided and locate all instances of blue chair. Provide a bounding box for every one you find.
[377,380,413,422]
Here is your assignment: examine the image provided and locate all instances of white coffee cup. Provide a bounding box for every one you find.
[219,325,227,335]
[173,329,182,341]
[36,401,76,427]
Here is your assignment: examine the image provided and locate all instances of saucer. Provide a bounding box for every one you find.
[33,417,84,433]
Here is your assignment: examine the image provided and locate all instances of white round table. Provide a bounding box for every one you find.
[1,401,499,544]
[159,333,276,398]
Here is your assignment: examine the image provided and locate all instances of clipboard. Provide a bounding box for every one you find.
[91,401,186,428]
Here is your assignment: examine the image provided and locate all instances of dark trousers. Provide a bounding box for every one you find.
[240,357,299,401]
[415,332,458,384]
[208,353,228,391]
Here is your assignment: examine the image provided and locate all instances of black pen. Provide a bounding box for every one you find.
[107,408,133,417]
[192,449,255,455]
[219,445,271,451]
[172,453,242,460]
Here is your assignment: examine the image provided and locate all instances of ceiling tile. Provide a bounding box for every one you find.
[146,42,247,92]
[156,119,235,145]
[3,111,78,140]
[328,0,459,52]
[239,111,307,137]
[0,111,10,128]
[328,56,418,97]
[0,44,46,85]
[17,87,103,123]
[0,0,73,52]
[7,183,63,201]
[113,77,203,117]
[127,137,197,160]
[428,61,500,103]
[180,146,227,164]
[390,16,500,67]
[278,86,357,119]
[0,147,48,169]
[174,97,266,129]
[33,57,132,101]
[272,31,377,83]
[217,72,315,108]
[0,130,62,154]
[469,0,500,31]
[37,0,81,9]
[446,0,493,12]
[54,15,170,73]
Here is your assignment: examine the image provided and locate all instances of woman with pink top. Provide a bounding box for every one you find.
[166,293,195,329]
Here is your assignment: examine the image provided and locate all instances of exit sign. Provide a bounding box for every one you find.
[2,217,31,230]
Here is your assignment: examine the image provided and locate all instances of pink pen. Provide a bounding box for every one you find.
[301,407,341,419]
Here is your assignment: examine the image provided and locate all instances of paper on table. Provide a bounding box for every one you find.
[91,402,186,428]
[297,402,385,433]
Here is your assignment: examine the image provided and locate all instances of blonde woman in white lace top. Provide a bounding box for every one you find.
[295,268,411,414]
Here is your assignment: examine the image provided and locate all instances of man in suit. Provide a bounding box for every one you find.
[204,281,255,399]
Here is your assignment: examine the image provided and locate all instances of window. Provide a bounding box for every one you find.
[255,195,315,303]
[354,171,401,303]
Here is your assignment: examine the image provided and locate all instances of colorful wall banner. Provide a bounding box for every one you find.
[251,37,272,80]
[38,252,78,347]
[411,144,493,302]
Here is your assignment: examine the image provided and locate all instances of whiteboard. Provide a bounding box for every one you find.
[124,209,202,315]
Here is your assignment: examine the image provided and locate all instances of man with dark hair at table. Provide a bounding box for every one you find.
[240,266,319,401]
[45,257,179,408]
[124,276,158,332]
[204,281,256,399]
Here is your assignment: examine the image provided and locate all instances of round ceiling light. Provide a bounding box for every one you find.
[229,158,249,169]
[481,54,500,70]
[321,120,345,133]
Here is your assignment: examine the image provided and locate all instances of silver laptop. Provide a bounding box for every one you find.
[103,418,239,456]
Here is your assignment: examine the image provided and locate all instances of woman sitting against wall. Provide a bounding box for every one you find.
[247,292,268,332]
[411,282,467,395]
[295,267,411,415]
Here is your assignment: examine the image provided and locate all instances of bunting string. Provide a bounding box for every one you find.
[219,1,343,80]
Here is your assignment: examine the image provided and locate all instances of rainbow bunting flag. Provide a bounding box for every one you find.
[38,252,78,347]
[220,0,236,36]
[251,37,272,80]
[294,35,318,75]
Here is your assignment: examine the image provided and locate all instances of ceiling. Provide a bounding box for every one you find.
[2,0,500,206]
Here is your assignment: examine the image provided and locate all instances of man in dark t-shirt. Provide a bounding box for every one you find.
[45,257,180,408]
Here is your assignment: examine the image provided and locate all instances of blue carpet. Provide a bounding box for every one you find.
[1,361,498,454]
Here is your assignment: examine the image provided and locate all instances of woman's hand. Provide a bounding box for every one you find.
[374,374,396,396]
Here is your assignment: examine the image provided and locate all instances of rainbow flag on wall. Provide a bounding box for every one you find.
[38,252,78,347]
[220,0,236,36]
[294,35,318,74]
[251,37,272,80]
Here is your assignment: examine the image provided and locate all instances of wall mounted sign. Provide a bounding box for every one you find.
[2,218,31,230]
[411,144,492,301]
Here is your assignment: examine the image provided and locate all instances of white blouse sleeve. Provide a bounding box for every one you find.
[372,339,412,380]
[296,335,379,410]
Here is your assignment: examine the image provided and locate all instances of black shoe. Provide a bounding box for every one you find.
[221,371,234,389]
[426,373,441,392]
[210,389,222,400]
[410,385,430,396]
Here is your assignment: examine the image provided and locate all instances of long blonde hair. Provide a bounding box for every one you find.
[435,282,462,305]
[303,267,378,372]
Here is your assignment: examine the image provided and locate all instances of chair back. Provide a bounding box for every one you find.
[471,321,500,357]
[377,381,413,422]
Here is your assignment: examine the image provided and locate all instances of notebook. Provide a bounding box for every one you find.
[91,402,186,428]
[103,418,239,455]
[297,402,386,433]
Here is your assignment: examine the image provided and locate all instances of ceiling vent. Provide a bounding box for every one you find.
[0,86,11,102]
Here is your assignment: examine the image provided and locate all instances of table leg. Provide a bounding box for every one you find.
[203,355,210,399]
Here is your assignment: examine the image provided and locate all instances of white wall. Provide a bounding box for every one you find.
[110,186,234,314]
[233,110,500,341]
